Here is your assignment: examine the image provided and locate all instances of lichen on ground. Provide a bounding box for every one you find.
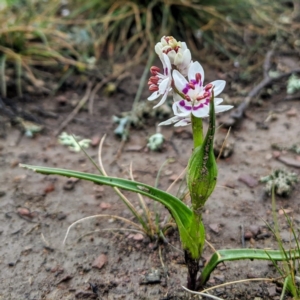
[260,169,298,197]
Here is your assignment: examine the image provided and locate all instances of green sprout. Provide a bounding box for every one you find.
[287,74,300,94]
[147,133,164,151]
[58,132,91,152]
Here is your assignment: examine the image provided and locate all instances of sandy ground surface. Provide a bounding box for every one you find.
[0,64,300,300]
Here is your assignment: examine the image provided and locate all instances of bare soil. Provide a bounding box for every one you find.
[0,65,300,300]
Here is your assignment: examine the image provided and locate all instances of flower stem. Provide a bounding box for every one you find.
[191,114,203,149]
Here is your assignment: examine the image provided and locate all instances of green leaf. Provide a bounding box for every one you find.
[198,248,300,287]
[188,93,217,213]
[20,164,200,257]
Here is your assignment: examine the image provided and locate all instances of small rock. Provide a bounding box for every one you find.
[10,159,20,168]
[272,151,281,158]
[278,208,293,215]
[57,212,67,220]
[44,183,55,194]
[140,269,161,284]
[56,95,68,105]
[213,274,225,283]
[224,181,236,189]
[63,177,79,190]
[92,254,107,270]
[267,285,277,297]
[126,145,144,152]
[91,135,101,147]
[57,274,73,284]
[17,207,33,218]
[209,223,220,234]
[256,232,271,239]
[0,191,6,197]
[99,202,111,210]
[286,107,297,117]
[265,153,272,160]
[132,233,144,241]
[13,174,27,182]
[277,156,300,168]
[238,174,259,188]
[75,290,97,299]
[244,231,253,240]
[249,225,260,236]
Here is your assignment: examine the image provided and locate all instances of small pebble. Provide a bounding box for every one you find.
[91,135,101,147]
[92,254,107,270]
[267,285,277,297]
[75,290,97,299]
[249,225,260,236]
[100,202,111,210]
[214,274,225,283]
[286,107,297,117]
[238,174,259,188]
[209,223,220,234]
[57,212,67,220]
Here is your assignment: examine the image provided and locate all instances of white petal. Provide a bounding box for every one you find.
[148,91,160,101]
[173,70,188,93]
[180,42,188,51]
[158,116,181,126]
[174,118,191,127]
[210,80,226,96]
[173,92,183,103]
[192,105,209,118]
[161,53,171,76]
[214,97,223,105]
[188,61,205,83]
[215,105,234,113]
[167,50,176,63]
[155,43,163,56]
[173,101,192,117]
[182,49,191,67]
[153,92,168,108]
[174,52,183,66]
[158,77,169,94]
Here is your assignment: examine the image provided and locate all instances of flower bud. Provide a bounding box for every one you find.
[187,95,217,214]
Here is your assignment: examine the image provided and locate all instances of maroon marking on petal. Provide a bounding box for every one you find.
[205,83,213,91]
[196,73,201,83]
[183,85,190,94]
[179,100,192,111]
[196,95,205,101]
[165,68,168,76]
[188,82,195,90]
[193,103,204,111]
[185,95,191,101]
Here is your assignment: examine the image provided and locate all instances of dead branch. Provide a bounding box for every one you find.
[223,50,300,127]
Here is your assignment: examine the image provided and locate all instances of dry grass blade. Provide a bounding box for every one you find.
[217,127,231,162]
[63,214,144,245]
[181,285,225,300]
[98,135,150,235]
[129,162,155,237]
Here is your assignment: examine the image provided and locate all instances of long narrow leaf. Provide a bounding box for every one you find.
[198,248,300,287]
[20,164,197,251]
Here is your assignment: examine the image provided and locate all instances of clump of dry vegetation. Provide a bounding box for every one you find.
[0,0,298,97]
